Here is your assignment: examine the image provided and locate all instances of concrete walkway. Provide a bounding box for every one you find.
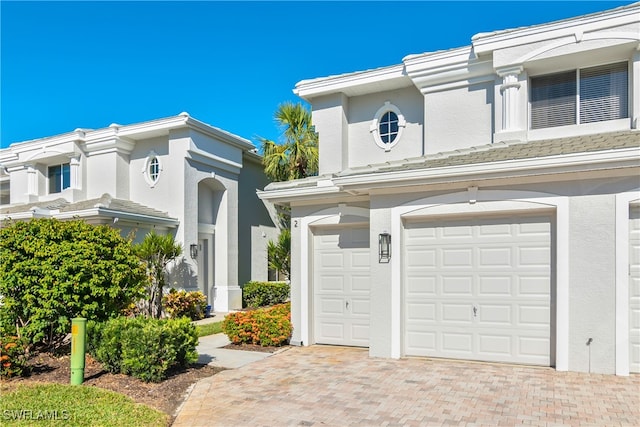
[174,345,640,427]
[196,333,272,369]
[193,313,272,369]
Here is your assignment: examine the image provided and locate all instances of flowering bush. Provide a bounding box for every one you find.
[163,289,207,320]
[222,302,292,347]
[0,335,29,379]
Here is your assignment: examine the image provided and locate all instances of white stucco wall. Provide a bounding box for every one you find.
[425,81,494,153]
[568,194,617,374]
[347,87,424,168]
[313,94,348,176]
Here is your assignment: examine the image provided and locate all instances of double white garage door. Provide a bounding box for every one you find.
[403,216,551,366]
[313,215,552,366]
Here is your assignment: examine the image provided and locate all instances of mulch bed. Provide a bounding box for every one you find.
[1,342,285,423]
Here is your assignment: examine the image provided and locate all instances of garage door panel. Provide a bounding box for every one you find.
[442,304,474,323]
[519,336,550,359]
[318,298,345,315]
[407,303,436,321]
[442,225,473,238]
[479,247,512,266]
[351,275,371,292]
[519,221,551,235]
[478,304,512,324]
[519,246,551,266]
[404,215,551,366]
[478,223,512,237]
[519,305,550,327]
[406,249,436,268]
[350,298,370,316]
[406,276,436,295]
[406,332,436,354]
[351,252,370,268]
[317,322,345,341]
[479,276,512,295]
[350,323,370,343]
[442,333,473,353]
[442,276,473,295]
[519,276,550,295]
[479,335,512,355]
[314,227,371,348]
[317,275,344,292]
[318,253,345,268]
[442,248,473,267]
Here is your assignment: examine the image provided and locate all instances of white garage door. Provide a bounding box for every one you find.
[630,207,640,373]
[404,215,551,366]
[313,227,370,347]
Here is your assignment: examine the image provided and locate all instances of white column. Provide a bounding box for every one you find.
[26,164,37,196]
[497,66,524,132]
[632,45,640,129]
[69,156,80,190]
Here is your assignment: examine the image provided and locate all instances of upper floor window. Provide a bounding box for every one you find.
[370,102,406,151]
[143,152,162,187]
[48,163,70,194]
[530,62,628,129]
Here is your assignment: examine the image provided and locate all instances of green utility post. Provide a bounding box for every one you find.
[70,318,87,385]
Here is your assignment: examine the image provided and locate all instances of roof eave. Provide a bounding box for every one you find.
[258,148,640,203]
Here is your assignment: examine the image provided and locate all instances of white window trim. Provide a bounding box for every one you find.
[369,102,406,152]
[142,151,162,188]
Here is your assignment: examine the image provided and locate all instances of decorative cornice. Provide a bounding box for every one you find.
[403,47,494,94]
[472,3,640,56]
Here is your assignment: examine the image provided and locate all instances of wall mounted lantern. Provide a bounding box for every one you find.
[379,232,391,263]
[190,244,199,259]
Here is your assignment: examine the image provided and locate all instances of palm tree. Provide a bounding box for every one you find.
[267,228,291,281]
[133,231,182,318]
[260,102,318,182]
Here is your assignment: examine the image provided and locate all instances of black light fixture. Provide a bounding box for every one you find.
[190,244,198,259]
[379,232,391,263]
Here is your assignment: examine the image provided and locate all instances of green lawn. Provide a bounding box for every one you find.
[0,383,168,427]
[195,320,223,337]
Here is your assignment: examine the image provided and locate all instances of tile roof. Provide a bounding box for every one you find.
[337,130,640,177]
[1,193,174,220]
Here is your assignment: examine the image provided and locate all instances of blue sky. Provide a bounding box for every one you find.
[0,1,634,149]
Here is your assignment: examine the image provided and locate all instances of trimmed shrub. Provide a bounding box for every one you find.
[163,289,207,320]
[222,302,291,347]
[242,281,290,308]
[0,218,146,349]
[0,335,29,379]
[88,316,198,382]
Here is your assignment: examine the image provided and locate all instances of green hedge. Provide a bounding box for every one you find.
[242,281,290,308]
[87,316,198,382]
[222,302,291,347]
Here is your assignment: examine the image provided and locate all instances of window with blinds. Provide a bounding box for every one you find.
[530,62,628,129]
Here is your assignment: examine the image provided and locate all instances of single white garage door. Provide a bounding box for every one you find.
[404,215,551,366]
[630,207,640,373]
[313,227,370,347]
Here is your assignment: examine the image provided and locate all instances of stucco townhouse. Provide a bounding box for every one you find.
[259,3,640,375]
[0,113,277,312]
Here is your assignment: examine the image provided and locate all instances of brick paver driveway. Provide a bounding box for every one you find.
[173,346,640,426]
